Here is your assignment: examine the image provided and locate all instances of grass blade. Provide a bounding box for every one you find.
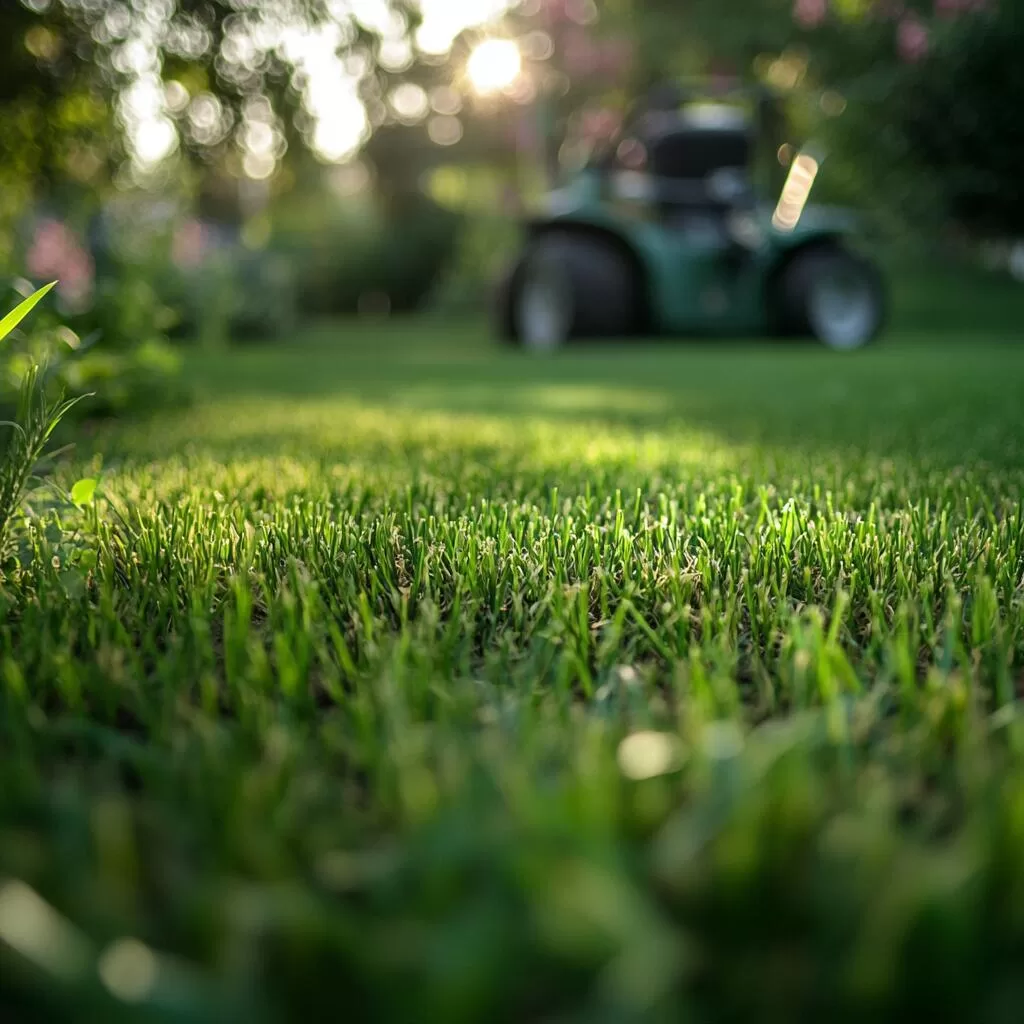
[0,281,57,342]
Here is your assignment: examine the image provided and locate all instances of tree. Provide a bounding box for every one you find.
[0,0,428,202]
[875,3,1024,238]
[615,0,1023,239]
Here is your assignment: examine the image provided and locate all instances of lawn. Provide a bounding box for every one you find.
[3,321,1024,1023]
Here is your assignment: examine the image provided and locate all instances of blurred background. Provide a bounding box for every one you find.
[1,0,1023,413]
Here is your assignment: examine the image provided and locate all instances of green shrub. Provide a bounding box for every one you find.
[0,283,87,569]
[0,278,187,421]
[272,189,462,318]
[160,239,298,346]
[428,212,521,315]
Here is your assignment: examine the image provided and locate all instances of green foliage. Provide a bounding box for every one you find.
[168,246,299,346]
[591,1,1023,241]
[230,248,299,342]
[82,268,179,353]
[0,0,424,203]
[423,165,523,315]
[272,188,461,318]
[0,4,116,195]
[0,284,86,566]
[0,279,187,420]
[57,338,187,419]
[880,5,1024,237]
[2,317,1024,1019]
[752,3,1024,238]
[428,212,520,315]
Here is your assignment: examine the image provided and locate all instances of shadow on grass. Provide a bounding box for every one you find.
[168,320,1024,474]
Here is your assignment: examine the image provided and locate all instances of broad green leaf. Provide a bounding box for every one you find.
[70,478,98,507]
[0,282,57,342]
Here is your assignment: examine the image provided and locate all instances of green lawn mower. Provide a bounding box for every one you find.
[496,82,886,351]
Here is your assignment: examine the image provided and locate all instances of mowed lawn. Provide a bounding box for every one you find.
[4,320,1024,1022]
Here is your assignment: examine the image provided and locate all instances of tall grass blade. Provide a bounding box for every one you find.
[0,282,57,343]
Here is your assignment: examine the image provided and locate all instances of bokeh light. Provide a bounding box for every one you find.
[416,0,512,55]
[467,39,523,95]
[83,1,517,175]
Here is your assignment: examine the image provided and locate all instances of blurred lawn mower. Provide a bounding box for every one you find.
[496,81,886,351]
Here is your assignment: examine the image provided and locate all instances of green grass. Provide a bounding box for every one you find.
[3,322,1024,1023]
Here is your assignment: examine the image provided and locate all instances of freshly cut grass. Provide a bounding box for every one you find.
[2,324,1024,1023]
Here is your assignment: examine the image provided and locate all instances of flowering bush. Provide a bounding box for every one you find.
[787,0,1022,240]
[161,226,298,345]
[1,206,188,420]
[171,218,210,271]
[535,0,1018,251]
[0,274,187,421]
[896,13,931,61]
[794,0,829,30]
[791,0,994,65]
[25,219,94,313]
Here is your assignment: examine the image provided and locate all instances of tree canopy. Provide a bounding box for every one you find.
[3,0,1023,240]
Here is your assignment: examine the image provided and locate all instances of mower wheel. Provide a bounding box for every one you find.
[506,232,638,351]
[779,245,886,351]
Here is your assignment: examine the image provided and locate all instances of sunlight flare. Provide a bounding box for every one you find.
[467,38,522,95]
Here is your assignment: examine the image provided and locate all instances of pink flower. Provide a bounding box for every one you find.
[172,219,208,269]
[562,26,600,77]
[541,0,596,25]
[598,38,634,79]
[580,107,621,143]
[794,0,828,29]
[26,218,94,310]
[898,14,930,61]
[540,0,571,25]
